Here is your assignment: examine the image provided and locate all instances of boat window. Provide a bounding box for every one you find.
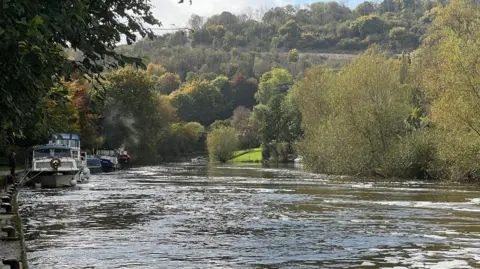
[53,149,71,157]
[34,149,51,158]
[70,140,80,148]
[56,139,70,147]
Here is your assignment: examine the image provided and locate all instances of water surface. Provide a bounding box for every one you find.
[20,163,480,268]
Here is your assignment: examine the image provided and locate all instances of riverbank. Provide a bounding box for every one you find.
[0,176,28,268]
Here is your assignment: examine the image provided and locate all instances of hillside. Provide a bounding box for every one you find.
[115,0,438,77]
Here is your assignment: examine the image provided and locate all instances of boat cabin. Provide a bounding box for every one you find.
[50,133,81,161]
[33,144,73,159]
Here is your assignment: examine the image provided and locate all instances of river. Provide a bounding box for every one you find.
[19,163,480,268]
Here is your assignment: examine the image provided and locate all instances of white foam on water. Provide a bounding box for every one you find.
[351,183,374,188]
[423,234,448,240]
[384,257,400,264]
[429,260,471,269]
[467,198,480,204]
[361,261,375,266]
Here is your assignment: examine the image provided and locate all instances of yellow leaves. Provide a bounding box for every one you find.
[157,94,177,123]
[146,63,167,77]
[418,0,480,135]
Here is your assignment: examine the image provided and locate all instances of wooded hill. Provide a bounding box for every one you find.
[115,0,442,78]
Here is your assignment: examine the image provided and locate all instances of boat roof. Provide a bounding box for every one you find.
[33,144,72,150]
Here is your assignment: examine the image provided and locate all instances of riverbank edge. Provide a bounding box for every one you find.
[13,189,28,269]
[1,176,28,269]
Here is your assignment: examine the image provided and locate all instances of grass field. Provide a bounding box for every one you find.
[231,148,262,163]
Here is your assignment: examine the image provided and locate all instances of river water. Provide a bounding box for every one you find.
[19,163,480,268]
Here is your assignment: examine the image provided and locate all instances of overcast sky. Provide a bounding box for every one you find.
[149,0,364,30]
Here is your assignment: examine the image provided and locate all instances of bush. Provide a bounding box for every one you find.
[430,132,480,182]
[206,126,239,163]
[381,131,435,179]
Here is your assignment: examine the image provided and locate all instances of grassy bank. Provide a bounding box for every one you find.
[231,148,262,163]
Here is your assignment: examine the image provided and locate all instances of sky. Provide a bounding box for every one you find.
[149,0,364,31]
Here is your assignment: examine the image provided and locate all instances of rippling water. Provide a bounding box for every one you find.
[19,163,480,268]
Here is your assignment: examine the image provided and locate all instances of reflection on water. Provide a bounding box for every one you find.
[19,163,480,268]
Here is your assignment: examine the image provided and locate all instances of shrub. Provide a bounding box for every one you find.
[206,126,239,163]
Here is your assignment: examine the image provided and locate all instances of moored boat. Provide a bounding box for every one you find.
[86,157,103,174]
[50,133,91,183]
[191,156,208,164]
[27,144,80,188]
[97,149,119,172]
[118,153,131,170]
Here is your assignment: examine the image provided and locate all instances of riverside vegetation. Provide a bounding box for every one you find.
[1,0,479,182]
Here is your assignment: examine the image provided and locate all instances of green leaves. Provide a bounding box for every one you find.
[32,15,43,25]
[0,0,160,145]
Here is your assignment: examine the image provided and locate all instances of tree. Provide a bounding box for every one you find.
[206,126,239,162]
[0,0,160,145]
[277,20,302,49]
[211,75,234,118]
[255,68,293,105]
[170,80,223,126]
[157,73,181,95]
[350,15,388,39]
[103,67,165,164]
[416,0,480,180]
[232,106,258,148]
[296,48,413,175]
[355,1,376,16]
[188,14,205,31]
[232,73,258,109]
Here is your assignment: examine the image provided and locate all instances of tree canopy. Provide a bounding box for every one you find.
[0,0,159,144]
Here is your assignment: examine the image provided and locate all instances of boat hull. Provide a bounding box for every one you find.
[101,166,116,173]
[88,166,103,174]
[29,172,78,188]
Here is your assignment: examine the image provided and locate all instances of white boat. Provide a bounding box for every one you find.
[50,133,90,183]
[28,144,80,188]
[191,156,208,164]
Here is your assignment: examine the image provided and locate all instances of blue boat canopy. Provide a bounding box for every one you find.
[52,133,80,140]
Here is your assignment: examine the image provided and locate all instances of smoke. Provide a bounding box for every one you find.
[103,106,140,149]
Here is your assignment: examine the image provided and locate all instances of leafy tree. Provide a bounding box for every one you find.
[147,64,167,77]
[296,48,414,175]
[170,80,223,126]
[350,15,388,39]
[206,126,239,162]
[157,73,181,95]
[277,20,302,49]
[355,1,377,16]
[255,68,293,105]
[416,0,480,180]
[0,0,159,144]
[232,106,259,148]
[103,67,165,164]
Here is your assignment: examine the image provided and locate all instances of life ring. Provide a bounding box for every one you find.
[50,158,61,170]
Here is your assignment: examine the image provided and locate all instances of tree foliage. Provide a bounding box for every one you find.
[206,126,239,162]
[0,0,160,145]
